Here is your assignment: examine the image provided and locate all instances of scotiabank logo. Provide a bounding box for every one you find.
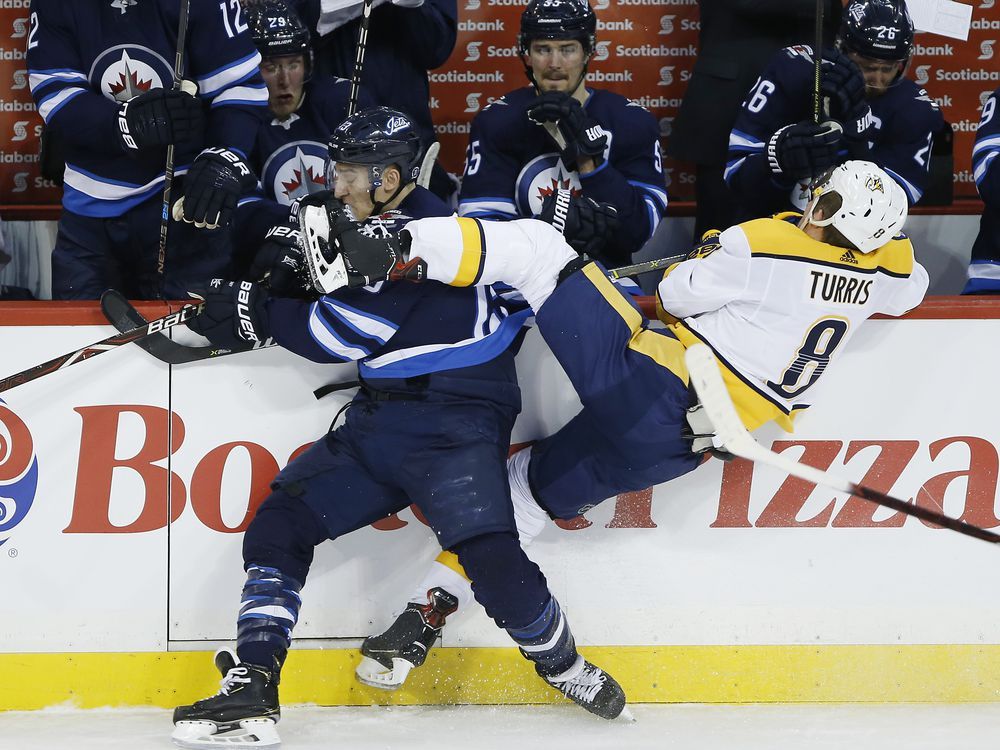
[0,402,38,546]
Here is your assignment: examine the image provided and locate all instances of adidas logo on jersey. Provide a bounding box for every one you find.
[840,250,858,264]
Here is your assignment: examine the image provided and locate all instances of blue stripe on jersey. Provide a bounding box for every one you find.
[198,51,262,97]
[307,304,373,361]
[728,129,764,153]
[458,197,517,218]
[62,163,191,216]
[318,297,397,345]
[973,135,1000,188]
[629,179,668,213]
[359,307,531,379]
[883,166,921,203]
[211,82,269,108]
[36,86,86,122]
[28,68,88,96]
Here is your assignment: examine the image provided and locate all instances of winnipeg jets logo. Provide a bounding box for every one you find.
[273,146,326,204]
[100,49,164,102]
[111,0,138,13]
[516,153,584,217]
[385,116,410,135]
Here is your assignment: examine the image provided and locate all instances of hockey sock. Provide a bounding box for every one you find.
[406,551,475,611]
[506,595,579,677]
[236,564,303,669]
[404,216,576,310]
[509,447,550,544]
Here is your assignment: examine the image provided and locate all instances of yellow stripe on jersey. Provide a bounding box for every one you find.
[582,263,688,383]
[744,214,915,276]
[434,550,470,581]
[669,321,804,432]
[453,217,486,287]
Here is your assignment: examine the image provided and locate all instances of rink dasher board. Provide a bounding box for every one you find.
[2,301,1000,708]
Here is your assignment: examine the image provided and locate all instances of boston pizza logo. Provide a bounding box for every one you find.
[92,46,171,103]
[0,402,38,547]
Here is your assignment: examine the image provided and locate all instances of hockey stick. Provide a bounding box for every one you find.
[417,141,440,189]
[347,0,375,117]
[100,289,276,365]
[606,252,686,280]
[684,343,1000,545]
[156,0,192,292]
[813,0,823,123]
[0,303,204,394]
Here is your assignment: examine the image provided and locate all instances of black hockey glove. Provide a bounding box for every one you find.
[178,147,257,230]
[821,49,874,140]
[117,87,204,153]
[538,188,619,257]
[249,223,312,298]
[527,91,608,168]
[296,191,421,293]
[186,279,270,348]
[767,121,843,181]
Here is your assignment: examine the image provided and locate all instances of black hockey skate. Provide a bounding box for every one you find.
[542,655,632,721]
[355,587,459,690]
[172,649,281,749]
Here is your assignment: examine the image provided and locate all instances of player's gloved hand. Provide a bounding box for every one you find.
[176,147,257,230]
[296,190,421,294]
[538,189,619,257]
[686,229,722,260]
[117,86,204,153]
[767,121,843,181]
[249,223,313,298]
[186,279,270,348]
[821,49,873,140]
[527,91,608,168]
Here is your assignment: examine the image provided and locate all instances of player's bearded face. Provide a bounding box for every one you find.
[847,52,902,98]
[261,54,306,118]
[527,39,587,94]
[331,162,376,220]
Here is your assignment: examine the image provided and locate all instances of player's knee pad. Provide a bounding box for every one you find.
[242,489,328,584]
[451,532,549,630]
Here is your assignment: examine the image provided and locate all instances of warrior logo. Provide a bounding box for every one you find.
[914,64,931,86]
[465,41,482,62]
[658,66,675,86]
[263,141,327,205]
[658,15,675,35]
[111,0,138,13]
[980,40,995,60]
[0,402,38,548]
[94,47,170,103]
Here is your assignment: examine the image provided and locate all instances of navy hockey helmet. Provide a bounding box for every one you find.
[327,106,424,189]
[518,0,597,56]
[245,0,313,76]
[837,0,914,63]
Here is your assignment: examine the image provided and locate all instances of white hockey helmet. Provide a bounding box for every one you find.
[803,160,908,254]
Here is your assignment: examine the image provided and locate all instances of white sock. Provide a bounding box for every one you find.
[509,447,549,546]
[405,216,575,310]
[406,555,476,612]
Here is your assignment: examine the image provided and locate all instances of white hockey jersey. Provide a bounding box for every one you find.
[657,213,929,432]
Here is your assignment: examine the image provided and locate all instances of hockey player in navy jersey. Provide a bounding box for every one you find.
[320,160,927,690]
[27,0,269,299]
[963,87,1000,293]
[170,108,629,747]
[232,0,375,281]
[725,0,943,222]
[457,0,665,267]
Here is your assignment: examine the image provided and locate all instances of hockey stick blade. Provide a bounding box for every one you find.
[684,343,1000,545]
[100,290,275,365]
[0,303,203,394]
[607,252,686,280]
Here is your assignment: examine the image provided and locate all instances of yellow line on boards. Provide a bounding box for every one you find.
[3,645,1000,711]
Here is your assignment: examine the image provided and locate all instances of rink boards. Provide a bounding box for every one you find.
[2,298,1000,709]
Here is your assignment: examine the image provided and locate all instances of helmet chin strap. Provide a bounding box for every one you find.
[366,164,408,217]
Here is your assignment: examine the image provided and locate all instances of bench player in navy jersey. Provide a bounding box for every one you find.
[457,0,665,267]
[323,160,928,691]
[27,0,268,299]
[232,0,376,282]
[170,109,630,748]
[963,87,1000,293]
[725,0,943,222]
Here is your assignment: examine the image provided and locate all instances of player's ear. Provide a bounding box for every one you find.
[383,165,401,192]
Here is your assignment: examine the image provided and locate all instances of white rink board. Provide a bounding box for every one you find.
[2,314,1000,653]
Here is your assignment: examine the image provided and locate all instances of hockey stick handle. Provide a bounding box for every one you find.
[813,0,823,124]
[0,303,203,394]
[607,252,687,280]
[685,343,1000,546]
[347,0,375,117]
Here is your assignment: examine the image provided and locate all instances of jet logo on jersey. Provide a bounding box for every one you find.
[111,0,138,13]
[94,47,171,103]
[0,401,39,548]
[516,152,583,217]
[264,142,328,205]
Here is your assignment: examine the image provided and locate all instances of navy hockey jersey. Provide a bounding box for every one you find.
[458,87,668,266]
[964,86,1000,293]
[266,186,529,407]
[27,0,268,218]
[726,45,943,220]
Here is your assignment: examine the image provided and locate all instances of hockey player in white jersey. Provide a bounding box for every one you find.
[299,159,928,689]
